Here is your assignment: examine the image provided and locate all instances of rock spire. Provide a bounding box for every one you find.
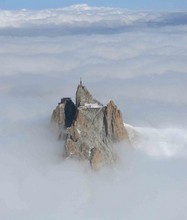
[51,82,129,169]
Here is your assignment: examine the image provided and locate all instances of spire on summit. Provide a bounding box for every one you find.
[80,77,82,86]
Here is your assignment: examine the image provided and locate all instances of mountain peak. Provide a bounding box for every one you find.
[76,82,103,108]
[51,82,129,169]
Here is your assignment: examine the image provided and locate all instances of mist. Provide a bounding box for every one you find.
[0,5,187,220]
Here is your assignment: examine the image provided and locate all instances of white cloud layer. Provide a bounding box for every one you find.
[0,5,187,220]
[0,5,187,36]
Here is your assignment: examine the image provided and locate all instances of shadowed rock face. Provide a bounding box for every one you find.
[52,98,76,127]
[51,83,129,169]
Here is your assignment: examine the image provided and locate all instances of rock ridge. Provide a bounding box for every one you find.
[51,82,129,169]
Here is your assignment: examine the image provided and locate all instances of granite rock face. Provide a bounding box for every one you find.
[51,83,129,169]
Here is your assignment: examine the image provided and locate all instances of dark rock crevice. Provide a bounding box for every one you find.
[64,99,77,127]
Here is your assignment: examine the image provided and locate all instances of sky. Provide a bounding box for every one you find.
[0,0,187,10]
[0,4,187,220]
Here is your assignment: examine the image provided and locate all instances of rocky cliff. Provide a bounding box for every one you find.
[51,82,129,169]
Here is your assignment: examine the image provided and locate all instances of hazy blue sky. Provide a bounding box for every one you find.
[0,0,187,10]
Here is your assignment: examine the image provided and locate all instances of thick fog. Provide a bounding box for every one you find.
[0,5,187,220]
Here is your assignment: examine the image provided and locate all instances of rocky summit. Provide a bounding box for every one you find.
[51,81,129,169]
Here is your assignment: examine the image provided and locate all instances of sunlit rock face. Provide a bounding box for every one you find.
[51,82,129,169]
